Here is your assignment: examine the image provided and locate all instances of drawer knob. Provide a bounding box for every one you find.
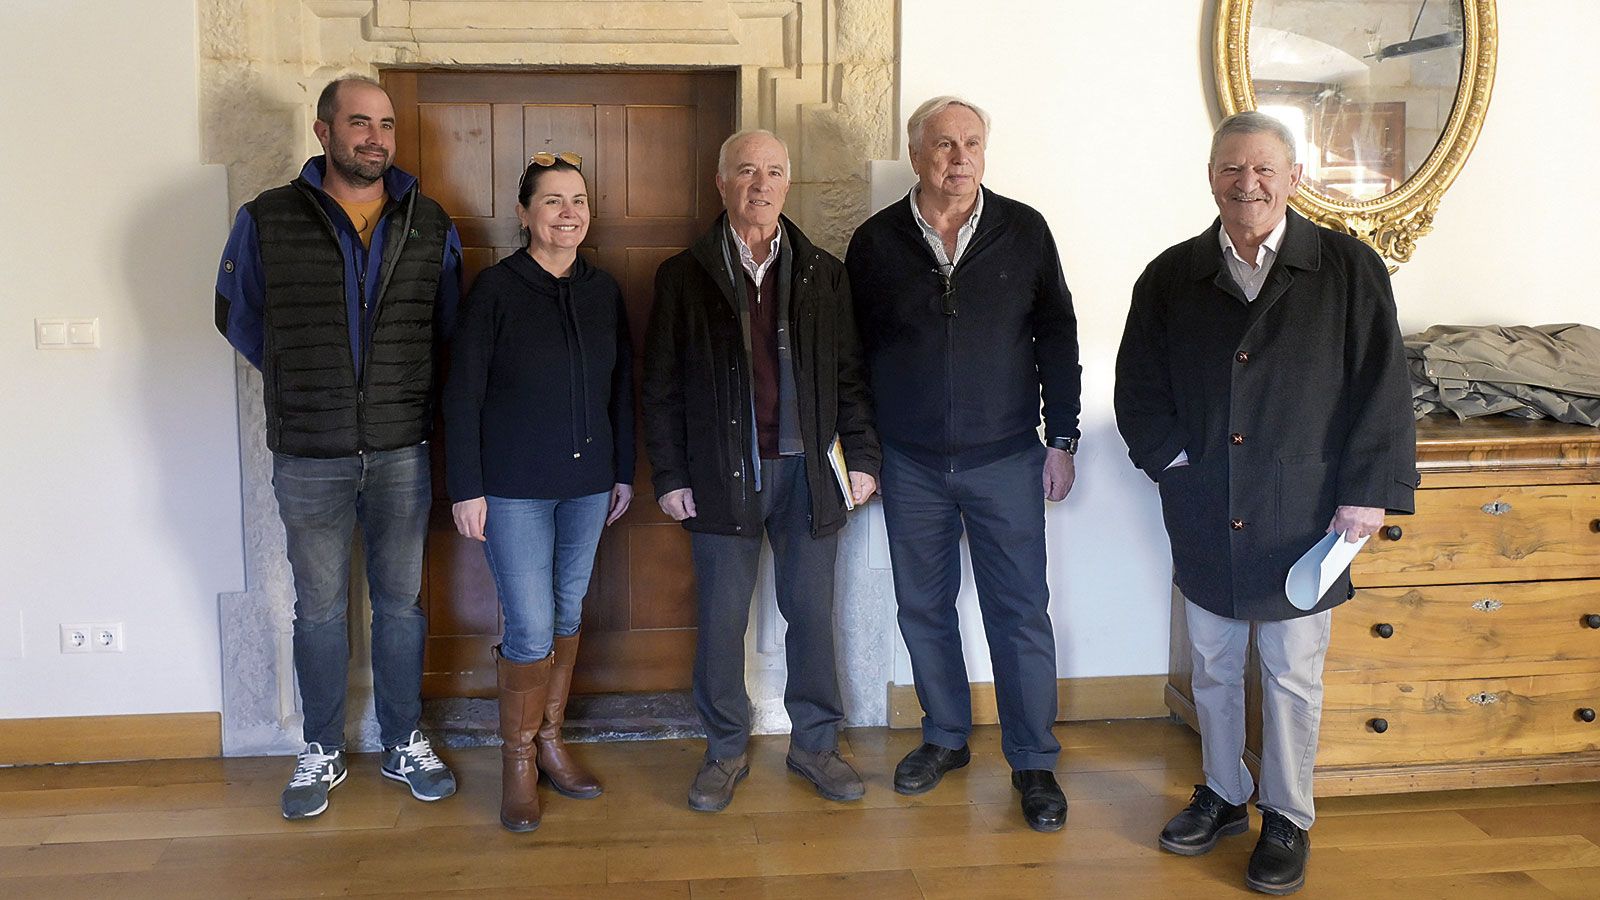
[1382,525,1403,541]
[1584,614,1600,629]
[1580,708,1597,723]
[1592,519,1600,533]
[1373,623,1395,639]
[1369,717,1389,734]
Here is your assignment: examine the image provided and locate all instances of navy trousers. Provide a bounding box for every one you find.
[880,442,1061,771]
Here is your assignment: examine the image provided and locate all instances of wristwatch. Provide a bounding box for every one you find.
[1046,436,1078,455]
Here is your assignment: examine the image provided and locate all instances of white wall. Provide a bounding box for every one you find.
[0,1,240,719]
[1,0,1593,724]
[886,1,1600,683]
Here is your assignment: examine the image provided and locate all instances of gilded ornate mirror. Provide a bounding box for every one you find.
[1216,0,1496,266]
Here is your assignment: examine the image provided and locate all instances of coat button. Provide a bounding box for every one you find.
[732,470,742,479]
[1235,350,1250,364]
[1230,433,1245,445]
[1230,518,1246,530]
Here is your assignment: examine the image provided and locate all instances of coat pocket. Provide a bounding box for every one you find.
[1276,451,1338,544]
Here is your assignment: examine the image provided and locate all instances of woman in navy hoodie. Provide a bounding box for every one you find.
[443,154,633,833]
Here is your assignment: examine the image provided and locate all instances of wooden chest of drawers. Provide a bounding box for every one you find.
[1166,415,1600,795]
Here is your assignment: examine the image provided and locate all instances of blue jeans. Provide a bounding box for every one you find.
[483,492,609,662]
[272,444,431,750]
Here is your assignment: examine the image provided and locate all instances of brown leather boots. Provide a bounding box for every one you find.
[495,647,552,832]
[538,634,603,799]
[494,633,602,832]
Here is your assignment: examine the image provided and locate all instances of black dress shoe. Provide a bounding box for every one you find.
[1011,769,1067,833]
[1159,784,1249,855]
[892,742,970,795]
[1246,809,1310,895]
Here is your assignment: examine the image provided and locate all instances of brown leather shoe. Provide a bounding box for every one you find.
[536,633,602,799]
[687,752,750,812]
[495,646,553,832]
[786,746,865,802]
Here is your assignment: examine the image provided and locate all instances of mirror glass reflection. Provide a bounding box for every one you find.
[1248,0,1464,203]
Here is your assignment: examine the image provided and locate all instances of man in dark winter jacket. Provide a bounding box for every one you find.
[215,75,462,820]
[1114,111,1415,896]
[643,129,880,813]
[846,96,1081,835]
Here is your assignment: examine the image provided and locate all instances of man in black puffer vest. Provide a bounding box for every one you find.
[216,75,461,820]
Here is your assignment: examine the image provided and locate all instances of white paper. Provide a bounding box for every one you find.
[1285,531,1370,610]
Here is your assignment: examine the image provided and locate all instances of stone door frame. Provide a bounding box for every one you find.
[200,0,898,755]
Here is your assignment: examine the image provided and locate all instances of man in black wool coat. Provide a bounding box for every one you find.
[1115,110,1416,896]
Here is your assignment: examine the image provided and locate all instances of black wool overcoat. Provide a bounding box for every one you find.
[1114,210,1417,621]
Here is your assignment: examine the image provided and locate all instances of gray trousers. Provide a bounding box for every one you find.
[689,457,844,760]
[1184,597,1332,830]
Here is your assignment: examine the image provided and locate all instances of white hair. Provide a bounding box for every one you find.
[716,129,791,178]
[1211,111,1298,165]
[907,95,992,147]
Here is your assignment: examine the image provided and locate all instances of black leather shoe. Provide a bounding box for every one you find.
[1159,784,1249,855]
[1011,769,1067,833]
[892,742,970,795]
[1246,809,1310,895]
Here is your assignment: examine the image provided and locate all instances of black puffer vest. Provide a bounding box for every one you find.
[251,180,451,457]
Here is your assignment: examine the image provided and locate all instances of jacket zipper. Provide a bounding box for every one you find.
[934,226,995,472]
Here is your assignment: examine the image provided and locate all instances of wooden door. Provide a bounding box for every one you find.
[384,69,735,697]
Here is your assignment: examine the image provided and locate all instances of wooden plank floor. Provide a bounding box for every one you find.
[2,719,1597,898]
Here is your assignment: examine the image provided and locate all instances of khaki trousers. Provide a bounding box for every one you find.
[1184,597,1332,830]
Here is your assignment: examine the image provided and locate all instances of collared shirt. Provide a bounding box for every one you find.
[729,224,782,303]
[909,185,983,272]
[1218,214,1287,302]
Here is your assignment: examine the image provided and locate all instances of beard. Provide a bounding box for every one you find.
[328,141,389,187]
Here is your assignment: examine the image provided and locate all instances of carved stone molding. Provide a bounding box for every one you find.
[199,0,897,755]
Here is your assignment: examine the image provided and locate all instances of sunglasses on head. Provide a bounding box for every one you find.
[531,151,582,168]
[518,151,584,197]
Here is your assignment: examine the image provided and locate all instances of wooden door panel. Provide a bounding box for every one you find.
[418,103,494,218]
[625,107,698,217]
[388,68,735,697]
[522,105,598,169]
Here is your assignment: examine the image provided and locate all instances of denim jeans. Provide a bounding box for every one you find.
[482,492,609,662]
[272,444,431,750]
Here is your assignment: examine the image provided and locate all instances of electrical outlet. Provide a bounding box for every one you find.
[60,624,93,654]
[93,623,125,652]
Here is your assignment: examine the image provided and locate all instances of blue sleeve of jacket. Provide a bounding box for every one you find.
[215,206,266,370]
[435,224,464,340]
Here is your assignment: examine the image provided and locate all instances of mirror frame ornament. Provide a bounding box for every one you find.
[1215,0,1497,267]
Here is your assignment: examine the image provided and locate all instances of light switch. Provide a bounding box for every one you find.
[67,318,100,347]
[36,318,67,347]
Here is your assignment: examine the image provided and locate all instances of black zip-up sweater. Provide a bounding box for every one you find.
[443,251,634,501]
[846,187,1081,471]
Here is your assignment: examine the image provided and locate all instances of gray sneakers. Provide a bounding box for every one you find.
[786,746,865,802]
[380,730,457,802]
[688,752,750,812]
[281,742,347,819]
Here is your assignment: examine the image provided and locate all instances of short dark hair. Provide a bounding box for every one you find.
[517,158,583,209]
[316,75,384,124]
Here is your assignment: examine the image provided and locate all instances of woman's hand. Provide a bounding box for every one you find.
[452,497,488,542]
[607,483,634,525]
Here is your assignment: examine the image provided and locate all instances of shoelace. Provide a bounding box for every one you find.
[396,735,446,772]
[1261,813,1299,849]
[287,748,338,788]
[1188,785,1226,815]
